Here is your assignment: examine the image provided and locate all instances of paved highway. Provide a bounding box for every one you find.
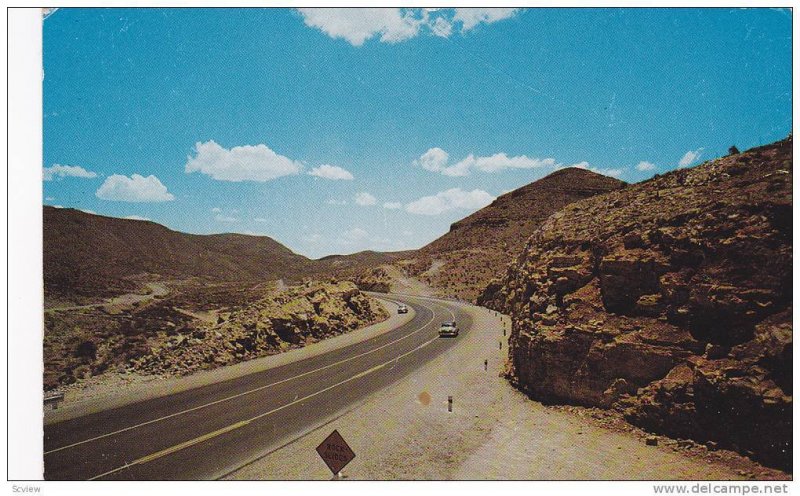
[43,294,471,480]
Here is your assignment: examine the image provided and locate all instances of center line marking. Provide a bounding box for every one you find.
[88,332,445,480]
[45,297,447,455]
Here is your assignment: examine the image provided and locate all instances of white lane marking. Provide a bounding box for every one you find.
[45,296,443,455]
[88,332,443,480]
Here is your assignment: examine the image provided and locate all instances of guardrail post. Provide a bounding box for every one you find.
[484,359,488,371]
[44,392,65,410]
[447,396,453,412]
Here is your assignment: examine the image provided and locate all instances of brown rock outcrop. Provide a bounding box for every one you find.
[479,136,792,470]
[136,281,387,375]
[354,266,392,293]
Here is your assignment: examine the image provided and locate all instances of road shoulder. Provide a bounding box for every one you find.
[225,301,782,480]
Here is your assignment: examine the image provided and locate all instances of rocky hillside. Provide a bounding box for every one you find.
[409,168,626,301]
[479,137,792,470]
[353,266,393,293]
[44,281,387,388]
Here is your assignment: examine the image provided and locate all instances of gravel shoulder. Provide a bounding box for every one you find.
[44,296,411,425]
[226,300,787,480]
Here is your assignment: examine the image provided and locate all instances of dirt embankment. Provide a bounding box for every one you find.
[44,280,387,390]
[479,137,792,471]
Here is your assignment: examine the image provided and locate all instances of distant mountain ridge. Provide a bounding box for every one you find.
[43,206,409,300]
[44,167,625,302]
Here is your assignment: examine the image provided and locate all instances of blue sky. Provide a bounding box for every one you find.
[43,8,792,258]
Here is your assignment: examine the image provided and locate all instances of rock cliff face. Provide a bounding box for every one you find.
[354,267,393,293]
[478,137,792,470]
[134,281,388,375]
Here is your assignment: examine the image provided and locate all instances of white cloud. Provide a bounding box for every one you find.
[253,217,268,223]
[453,8,519,31]
[325,199,348,205]
[405,188,495,216]
[430,16,453,37]
[185,140,302,182]
[354,192,377,206]
[594,168,624,178]
[678,148,704,168]
[43,164,97,181]
[308,164,354,180]
[95,174,175,202]
[45,197,55,201]
[297,8,423,46]
[211,207,222,213]
[215,214,239,223]
[383,202,403,209]
[635,161,657,171]
[572,163,626,178]
[415,148,570,176]
[297,8,519,46]
[414,147,450,173]
[124,215,150,221]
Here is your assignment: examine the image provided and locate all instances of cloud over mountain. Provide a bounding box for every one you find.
[95,174,174,202]
[405,188,495,215]
[415,147,583,177]
[185,140,302,182]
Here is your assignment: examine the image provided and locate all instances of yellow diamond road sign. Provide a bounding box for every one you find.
[316,429,355,476]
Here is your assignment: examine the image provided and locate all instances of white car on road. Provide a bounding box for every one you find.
[438,321,459,337]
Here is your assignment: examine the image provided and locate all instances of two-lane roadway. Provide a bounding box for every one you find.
[44,294,471,480]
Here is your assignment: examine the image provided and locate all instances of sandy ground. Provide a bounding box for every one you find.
[225,301,787,481]
[44,282,168,313]
[44,296,412,424]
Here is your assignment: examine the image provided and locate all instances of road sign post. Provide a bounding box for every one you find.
[316,430,355,478]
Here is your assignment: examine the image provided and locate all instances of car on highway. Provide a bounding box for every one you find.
[438,321,459,337]
[397,304,409,314]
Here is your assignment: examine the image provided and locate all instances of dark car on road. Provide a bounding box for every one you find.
[397,304,409,314]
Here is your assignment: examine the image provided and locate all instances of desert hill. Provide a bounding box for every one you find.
[43,207,408,302]
[44,207,317,300]
[316,250,414,273]
[405,168,626,300]
[478,136,792,470]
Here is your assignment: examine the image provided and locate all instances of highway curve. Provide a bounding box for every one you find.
[43,294,472,480]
